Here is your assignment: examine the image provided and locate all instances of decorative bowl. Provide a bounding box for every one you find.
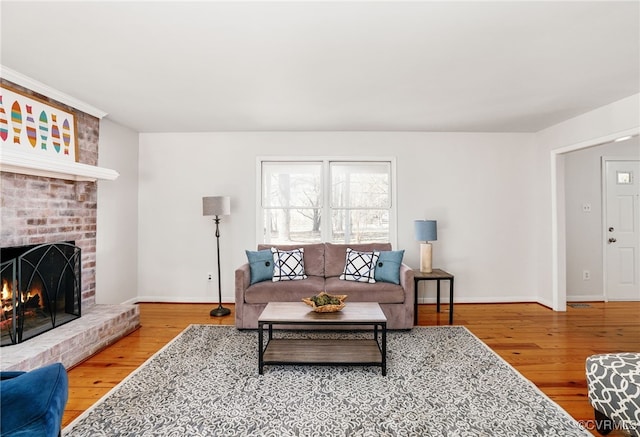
[302,292,348,313]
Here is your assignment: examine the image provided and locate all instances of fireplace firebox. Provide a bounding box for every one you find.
[1,242,81,347]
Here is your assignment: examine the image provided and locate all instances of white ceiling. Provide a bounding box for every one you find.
[1,1,639,133]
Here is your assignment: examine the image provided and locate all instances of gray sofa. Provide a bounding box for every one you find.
[235,242,415,329]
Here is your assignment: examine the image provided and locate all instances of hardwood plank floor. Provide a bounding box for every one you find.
[63,301,640,436]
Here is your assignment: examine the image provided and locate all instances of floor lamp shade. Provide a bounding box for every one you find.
[414,220,437,273]
[203,196,230,217]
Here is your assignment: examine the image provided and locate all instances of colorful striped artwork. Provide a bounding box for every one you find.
[39,110,48,150]
[11,100,22,143]
[1,83,77,162]
[51,114,61,153]
[25,105,37,147]
[0,95,7,142]
[62,118,71,155]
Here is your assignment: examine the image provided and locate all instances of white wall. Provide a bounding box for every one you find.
[96,93,639,309]
[534,93,640,309]
[564,137,639,300]
[96,118,139,305]
[137,132,537,304]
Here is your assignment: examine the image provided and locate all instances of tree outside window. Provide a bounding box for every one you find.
[261,160,393,244]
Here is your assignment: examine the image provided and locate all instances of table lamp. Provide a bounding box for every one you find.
[414,220,437,273]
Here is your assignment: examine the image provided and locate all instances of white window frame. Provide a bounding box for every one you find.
[256,156,397,247]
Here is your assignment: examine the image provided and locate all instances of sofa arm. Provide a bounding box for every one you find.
[235,263,251,328]
[399,263,415,305]
[235,264,250,303]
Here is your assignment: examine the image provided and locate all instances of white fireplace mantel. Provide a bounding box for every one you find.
[1,149,119,181]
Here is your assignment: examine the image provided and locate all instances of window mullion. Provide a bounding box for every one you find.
[321,160,331,241]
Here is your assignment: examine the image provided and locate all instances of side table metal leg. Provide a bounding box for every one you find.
[436,280,441,313]
[449,278,454,325]
[381,323,387,376]
[413,278,419,325]
[258,322,264,375]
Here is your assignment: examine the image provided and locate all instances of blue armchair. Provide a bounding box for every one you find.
[1,362,69,437]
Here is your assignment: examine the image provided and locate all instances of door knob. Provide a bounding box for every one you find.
[608,238,617,243]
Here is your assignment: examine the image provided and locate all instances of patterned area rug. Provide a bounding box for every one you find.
[63,325,591,436]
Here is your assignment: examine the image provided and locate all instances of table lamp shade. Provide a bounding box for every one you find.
[414,220,437,242]
[203,196,231,216]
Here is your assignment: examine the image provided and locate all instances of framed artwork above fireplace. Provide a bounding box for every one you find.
[1,82,78,163]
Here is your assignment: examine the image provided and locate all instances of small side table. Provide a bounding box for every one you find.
[413,268,454,325]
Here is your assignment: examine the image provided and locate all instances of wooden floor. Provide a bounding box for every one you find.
[63,302,640,436]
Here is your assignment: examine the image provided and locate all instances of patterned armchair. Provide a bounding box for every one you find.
[586,353,640,436]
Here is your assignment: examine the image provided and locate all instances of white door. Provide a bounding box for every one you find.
[604,159,640,300]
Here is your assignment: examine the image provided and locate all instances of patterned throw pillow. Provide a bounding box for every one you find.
[271,247,308,282]
[340,248,380,283]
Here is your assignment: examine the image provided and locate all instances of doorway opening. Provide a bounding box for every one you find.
[553,129,639,310]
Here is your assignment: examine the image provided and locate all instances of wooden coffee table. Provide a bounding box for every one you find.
[258,302,387,375]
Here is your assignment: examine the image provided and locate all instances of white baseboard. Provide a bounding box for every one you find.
[416,296,536,305]
[121,297,140,306]
[131,295,598,307]
[536,296,553,309]
[122,296,227,305]
[567,295,605,302]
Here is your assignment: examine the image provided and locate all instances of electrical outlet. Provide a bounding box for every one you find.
[583,270,590,281]
[207,273,213,281]
[582,203,592,213]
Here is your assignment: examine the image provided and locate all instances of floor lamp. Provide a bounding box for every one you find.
[203,196,231,317]
[414,220,437,273]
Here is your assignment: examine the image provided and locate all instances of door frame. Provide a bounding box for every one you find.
[601,156,640,301]
[550,127,639,311]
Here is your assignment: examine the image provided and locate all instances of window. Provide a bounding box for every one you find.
[261,162,323,243]
[260,159,395,244]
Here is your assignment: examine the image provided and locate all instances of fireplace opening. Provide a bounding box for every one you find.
[0,242,81,347]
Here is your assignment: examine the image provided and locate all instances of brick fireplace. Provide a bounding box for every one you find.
[1,81,100,306]
[0,78,139,371]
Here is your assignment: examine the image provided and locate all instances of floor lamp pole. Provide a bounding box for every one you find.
[210,216,231,317]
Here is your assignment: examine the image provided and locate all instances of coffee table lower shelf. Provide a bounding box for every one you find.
[263,338,383,368]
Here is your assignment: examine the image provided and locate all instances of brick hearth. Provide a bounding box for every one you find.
[0,78,140,371]
[0,304,140,371]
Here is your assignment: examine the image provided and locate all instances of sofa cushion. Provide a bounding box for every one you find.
[245,249,273,285]
[374,250,405,285]
[271,247,307,281]
[325,277,405,303]
[244,276,325,303]
[258,243,325,277]
[325,243,392,277]
[340,248,380,283]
